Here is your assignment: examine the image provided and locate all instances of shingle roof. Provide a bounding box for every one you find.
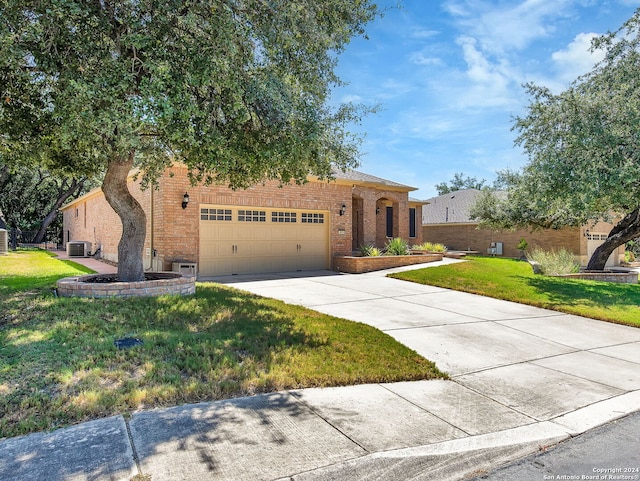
[332,169,416,191]
[422,189,482,224]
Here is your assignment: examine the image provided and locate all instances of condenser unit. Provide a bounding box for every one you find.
[172,262,197,276]
[66,241,92,257]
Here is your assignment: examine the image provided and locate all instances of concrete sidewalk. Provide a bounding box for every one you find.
[53,249,117,274]
[2,260,640,481]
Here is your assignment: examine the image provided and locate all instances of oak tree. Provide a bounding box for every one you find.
[471,10,640,270]
[0,1,378,280]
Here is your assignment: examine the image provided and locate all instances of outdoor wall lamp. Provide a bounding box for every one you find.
[584,229,590,237]
[182,192,190,209]
[376,207,380,215]
[339,203,347,216]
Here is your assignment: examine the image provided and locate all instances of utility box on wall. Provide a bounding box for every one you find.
[172,262,197,276]
[487,242,503,256]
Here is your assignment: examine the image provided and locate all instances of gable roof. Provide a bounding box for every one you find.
[422,189,483,224]
[62,167,417,211]
[331,169,416,191]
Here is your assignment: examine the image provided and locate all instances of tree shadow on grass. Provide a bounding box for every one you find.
[522,274,640,310]
[0,283,327,439]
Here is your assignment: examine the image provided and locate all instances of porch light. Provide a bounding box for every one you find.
[182,192,190,209]
[376,207,380,215]
[339,203,347,216]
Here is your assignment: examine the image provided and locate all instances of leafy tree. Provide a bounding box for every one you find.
[435,172,487,195]
[471,10,640,271]
[0,162,96,244]
[0,1,378,281]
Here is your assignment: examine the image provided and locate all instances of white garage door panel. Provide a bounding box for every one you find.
[199,205,329,276]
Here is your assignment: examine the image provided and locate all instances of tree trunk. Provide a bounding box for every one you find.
[586,207,640,270]
[32,178,85,244]
[102,153,146,282]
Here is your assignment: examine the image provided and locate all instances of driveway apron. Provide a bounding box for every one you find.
[210,262,640,424]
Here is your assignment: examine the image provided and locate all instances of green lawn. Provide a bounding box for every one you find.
[0,250,444,439]
[390,256,640,327]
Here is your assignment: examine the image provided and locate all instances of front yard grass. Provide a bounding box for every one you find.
[390,256,640,327]
[0,250,444,439]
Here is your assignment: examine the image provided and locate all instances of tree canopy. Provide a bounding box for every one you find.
[0,162,96,244]
[471,9,640,270]
[435,172,488,196]
[0,0,379,280]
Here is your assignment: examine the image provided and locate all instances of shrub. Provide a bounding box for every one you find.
[360,244,383,257]
[625,250,636,263]
[516,238,529,251]
[413,242,447,252]
[384,237,410,256]
[526,248,580,275]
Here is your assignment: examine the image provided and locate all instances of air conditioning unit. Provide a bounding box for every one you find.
[67,241,92,257]
[172,262,197,276]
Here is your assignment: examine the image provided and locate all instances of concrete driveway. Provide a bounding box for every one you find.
[208,260,640,444]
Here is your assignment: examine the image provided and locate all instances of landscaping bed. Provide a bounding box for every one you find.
[56,272,196,298]
[553,271,638,284]
[334,253,443,274]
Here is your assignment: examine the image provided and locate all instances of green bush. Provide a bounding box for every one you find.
[384,237,410,256]
[526,248,580,275]
[625,250,636,263]
[359,244,383,257]
[412,242,447,252]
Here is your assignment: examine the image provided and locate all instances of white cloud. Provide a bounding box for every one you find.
[454,36,517,108]
[411,28,440,39]
[388,111,462,140]
[340,94,363,103]
[409,50,442,65]
[551,32,606,83]
[444,0,575,54]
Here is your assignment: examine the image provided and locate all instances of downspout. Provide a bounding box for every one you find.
[145,187,154,271]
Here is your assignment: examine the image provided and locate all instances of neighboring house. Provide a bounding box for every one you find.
[422,189,623,267]
[62,165,424,277]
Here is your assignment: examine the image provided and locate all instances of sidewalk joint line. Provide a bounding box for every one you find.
[124,417,145,478]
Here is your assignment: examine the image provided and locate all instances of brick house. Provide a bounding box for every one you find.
[62,166,423,277]
[422,189,623,267]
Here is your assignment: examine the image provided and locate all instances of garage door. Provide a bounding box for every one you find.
[199,205,330,276]
[586,232,616,267]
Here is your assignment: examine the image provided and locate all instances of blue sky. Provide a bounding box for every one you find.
[331,0,640,200]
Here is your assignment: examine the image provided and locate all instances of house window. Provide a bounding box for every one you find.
[238,210,266,222]
[386,206,393,237]
[272,211,297,223]
[201,208,232,221]
[301,213,324,224]
[409,208,416,238]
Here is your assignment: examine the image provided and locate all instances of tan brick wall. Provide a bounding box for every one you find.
[62,180,152,266]
[422,222,623,265]
[63,166,418,272]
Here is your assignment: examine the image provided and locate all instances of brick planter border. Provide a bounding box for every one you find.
[56,272,196,298]
[334,253,443,274]
[552,271,638,284]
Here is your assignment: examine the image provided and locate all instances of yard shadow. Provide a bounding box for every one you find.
[523,274,640,309]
